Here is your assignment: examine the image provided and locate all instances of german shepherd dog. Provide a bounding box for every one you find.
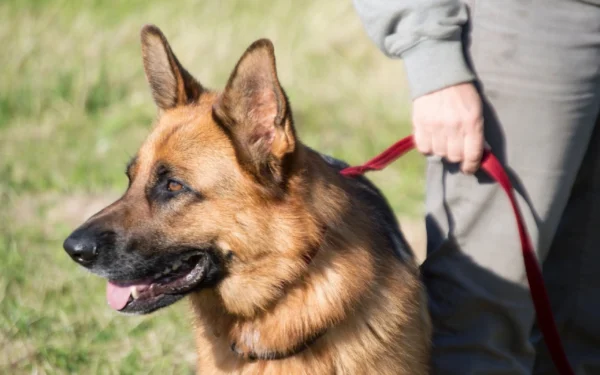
[63,25,431,374]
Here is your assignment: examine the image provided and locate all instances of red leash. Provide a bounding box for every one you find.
[340,135,574,375]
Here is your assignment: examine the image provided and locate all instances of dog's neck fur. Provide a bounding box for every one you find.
[188,143,412,368]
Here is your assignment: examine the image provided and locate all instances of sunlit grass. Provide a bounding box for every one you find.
[0,0,423,373]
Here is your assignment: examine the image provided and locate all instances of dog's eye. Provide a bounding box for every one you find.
[167,180,183,192]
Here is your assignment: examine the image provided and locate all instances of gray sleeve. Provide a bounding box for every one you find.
[353,0,475,98]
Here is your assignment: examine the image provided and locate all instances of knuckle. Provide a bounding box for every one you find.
[412,117,429,131]
[467,116,484,130]
[465,146,483,160]
[414,136,431,154]
[445,120,461,132]
[416,142,431,154]
[421,119,436,132]
[432,147,446,157]
[413,122,427,134]
[447,153,462,163]
[414,131,426,143]
[461,163,477,174]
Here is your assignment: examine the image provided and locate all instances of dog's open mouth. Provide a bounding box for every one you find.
[107,252,208,314]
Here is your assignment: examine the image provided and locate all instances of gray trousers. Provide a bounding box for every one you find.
[421,1,600,374]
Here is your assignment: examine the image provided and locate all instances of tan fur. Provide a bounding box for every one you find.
[111,25,431,374]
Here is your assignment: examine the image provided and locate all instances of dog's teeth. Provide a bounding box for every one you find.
[131,286,140,299]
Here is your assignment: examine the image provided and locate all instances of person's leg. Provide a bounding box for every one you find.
[533,114,600,375]
[421,0,600,373]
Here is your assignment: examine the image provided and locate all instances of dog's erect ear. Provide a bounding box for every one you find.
[140,25,203,110]
[214,39,296,186]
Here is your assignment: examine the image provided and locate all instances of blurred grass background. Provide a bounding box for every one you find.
[0,0,425,373]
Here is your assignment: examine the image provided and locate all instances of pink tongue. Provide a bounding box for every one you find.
[106,282,133,310]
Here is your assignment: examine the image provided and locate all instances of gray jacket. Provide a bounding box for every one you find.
[352,0,474,98]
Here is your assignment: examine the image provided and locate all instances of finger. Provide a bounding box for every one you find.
[446,124,463,163]
[431,127,448,157]
[461,121,484,174]
[413,124,432,155]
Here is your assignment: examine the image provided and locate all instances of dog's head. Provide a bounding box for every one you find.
[63,25,322,315]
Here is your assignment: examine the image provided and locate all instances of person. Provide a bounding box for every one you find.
[353,0,600,374]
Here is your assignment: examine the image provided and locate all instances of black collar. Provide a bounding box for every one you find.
[231,327,327,361]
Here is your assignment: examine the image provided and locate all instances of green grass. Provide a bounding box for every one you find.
[0,0,424,373]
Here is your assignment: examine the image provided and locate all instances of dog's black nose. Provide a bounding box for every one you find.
[63,231,99,265]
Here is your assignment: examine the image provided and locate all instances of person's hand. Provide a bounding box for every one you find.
[412,82,484,174]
